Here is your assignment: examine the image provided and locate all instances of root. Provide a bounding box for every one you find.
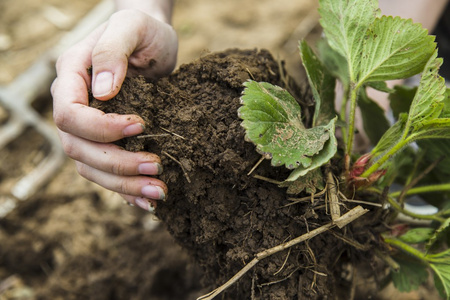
[253,174,283,185]
[137,133,170,139]
[329,230,371,251]
[305,241,317,290]
[162,151,191,183]
[273,247,292,276]
[251,272,256,300]
[397,155,442,205]
[196,206,368,300]
[373,248,400,272]
[338,191,382,208]
[247,156,265,176]
[246,67,256,81]
[258,266,300,288]
[283,187,327,208]
[326,170,341,221]
[159,126,186,140]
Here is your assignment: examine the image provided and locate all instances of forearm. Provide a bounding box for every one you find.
[114,0,174,24]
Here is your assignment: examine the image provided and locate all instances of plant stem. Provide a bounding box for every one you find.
[340,85,350,145]
[346,86,359,157]
[373,248,400,271]
[366,187,446,222]
[389,183,450,198]
[398,156,442,206]
[382,236,428,264]
[386,195,445,223]
[361,139,408,178]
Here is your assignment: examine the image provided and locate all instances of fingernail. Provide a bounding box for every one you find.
[93,71,114,97]
[142,185,166,201]
[138,163,163,175]
[135,197,155,212]
[123,123,145,137]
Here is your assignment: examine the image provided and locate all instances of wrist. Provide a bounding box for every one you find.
[114,0,174,24]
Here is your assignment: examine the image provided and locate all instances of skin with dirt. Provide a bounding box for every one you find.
[91,49,384,299]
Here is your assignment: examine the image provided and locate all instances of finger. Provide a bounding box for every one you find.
[120,194,157,212]
[54,23,107,89]
[52,25,146,143]
[90,10,148,99]
[91,9,178,100]
[76,161,167,201]
[126,15,178,78]
[52,76,145,142]
[59,131,162,176]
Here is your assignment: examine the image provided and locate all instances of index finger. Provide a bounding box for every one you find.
[52,28,145,142]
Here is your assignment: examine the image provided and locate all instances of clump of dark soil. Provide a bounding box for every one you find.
[91,49,378,299]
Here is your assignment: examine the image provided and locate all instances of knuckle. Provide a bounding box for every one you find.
[117,179,132,196]
[61,138,77,159]
[53,109,70,132]
[75,162,89,178]
[97,126,110,143]
[52,109,64,128]
[111,161,127,176]
[55,50,75,74]
[91,46,117,66]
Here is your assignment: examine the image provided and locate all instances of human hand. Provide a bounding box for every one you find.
[51,8,178,211]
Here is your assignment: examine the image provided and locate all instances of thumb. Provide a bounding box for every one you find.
[91,10,146,100]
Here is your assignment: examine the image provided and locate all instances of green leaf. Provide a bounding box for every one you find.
[366,81,395,93]
[359,16,436,84]
[285,118,337,181]
[317,38,350,86]
[391,256,429,292]
[426,218,450,250]
[409,118,450,142]
[398,228,435,244]
[427,248,450,263]
[433,272,448,300]
[319,0,436,86]
[440,88,450,118]
[389,85,417,119]
[371,113,407,157]
[359,88,391,145]
[369,53,448,169]
[377,146,415,188]
[280,168,325,195]
[418,139,450,178]
[408,52,446,129]
[426,249,450,299]
[299,40,336,126]
[239,81,333,170]
[318,0,379,82]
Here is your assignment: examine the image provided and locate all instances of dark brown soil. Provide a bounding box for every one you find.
[0,192,204,300]
[91,49,373,299]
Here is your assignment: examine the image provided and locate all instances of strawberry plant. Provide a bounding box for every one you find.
[238,0,450,298]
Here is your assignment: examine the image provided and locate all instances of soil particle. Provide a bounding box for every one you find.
[91,48,342,299]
